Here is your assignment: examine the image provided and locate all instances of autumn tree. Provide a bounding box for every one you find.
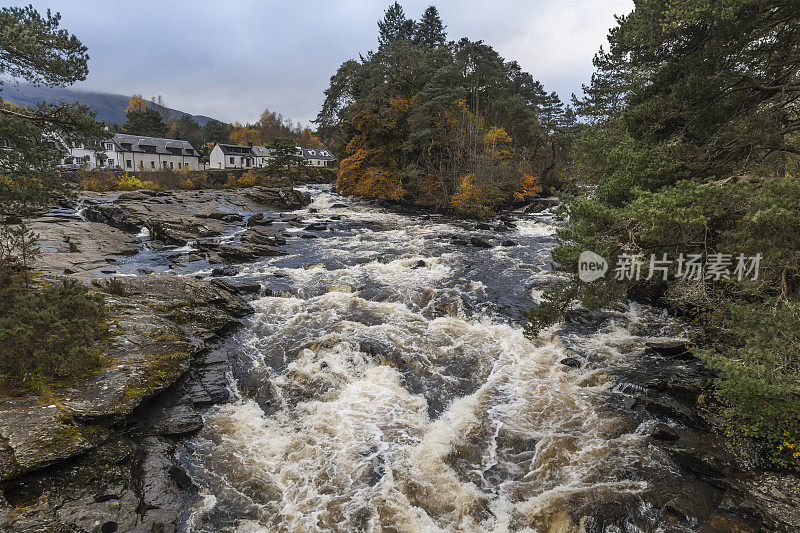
[319,3,560,214]
[126,94,148,112]
[298,128,323,148]
[122,95,168,137]
[229,126,260,146]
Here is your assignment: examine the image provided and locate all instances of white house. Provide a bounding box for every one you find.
[61,134,201,171]
[301,147,337,168]
[210,143,336,170]
[210,143,256,169]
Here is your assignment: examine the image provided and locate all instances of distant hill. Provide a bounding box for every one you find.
[0,82,220,126]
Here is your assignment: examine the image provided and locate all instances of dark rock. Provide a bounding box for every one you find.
[211,266,240,277]
[412,260,427,269]
[470,237,492,248]
[476,223,492,230]
[645,339,694,360]
[331,203,348,208]
[217,243,287,262]
[650,423,680,442]
[1,216,22,225]
[500,240,517,247]
[305,222,327,231]
[300,234,318,239]
[560,357,582,368]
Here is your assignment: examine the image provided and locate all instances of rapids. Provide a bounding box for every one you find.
[180,185,688,532]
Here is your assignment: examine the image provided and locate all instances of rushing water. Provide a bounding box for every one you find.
[180,185,686,532]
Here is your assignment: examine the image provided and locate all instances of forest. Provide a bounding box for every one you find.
[317,3,573,217]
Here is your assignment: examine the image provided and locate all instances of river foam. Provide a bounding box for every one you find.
[182,186,683,532]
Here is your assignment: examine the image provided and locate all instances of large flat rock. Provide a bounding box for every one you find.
[0,274,251,482]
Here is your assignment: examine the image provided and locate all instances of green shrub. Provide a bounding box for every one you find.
[0,273,107,390]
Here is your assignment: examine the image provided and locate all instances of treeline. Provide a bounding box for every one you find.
[532,0,800,471]
[113,95,324,159]
[317,3,575,217]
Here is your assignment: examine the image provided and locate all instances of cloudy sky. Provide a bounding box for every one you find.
[23,0,633,125]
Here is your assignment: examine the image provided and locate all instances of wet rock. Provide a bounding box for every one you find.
[245,186,309,209]
[331,203,348,208]
[197,212,243,222]
[650,423,680,442]
[470,236,492,248]
[560,357,582,368]
[304,222,327,231]
[645,339,694,360]
[500,240,517,247]
[412,260,427,269]
[300,234,318,239]
[217,243,287,262]
[247,212,274,226]
[241,226,286,247]
[476,222,492,230]
[211,265,240,277]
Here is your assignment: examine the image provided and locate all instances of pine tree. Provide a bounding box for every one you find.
[378,2,414,46]
[413,6,446,48]
[121,97,169,137]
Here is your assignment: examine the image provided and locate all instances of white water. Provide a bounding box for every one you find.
[183,186,684,532]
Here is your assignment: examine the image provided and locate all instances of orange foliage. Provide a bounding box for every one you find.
[514,173,542,202]
[298,128,323,148]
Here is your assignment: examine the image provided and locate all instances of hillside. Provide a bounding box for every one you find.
[0,81,219,126]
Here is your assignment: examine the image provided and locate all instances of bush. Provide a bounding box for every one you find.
[0,271,107,390]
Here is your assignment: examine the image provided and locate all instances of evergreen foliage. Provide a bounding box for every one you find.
[531,0,800,470]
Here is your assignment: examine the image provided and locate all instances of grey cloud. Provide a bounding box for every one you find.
[24,0,633,124]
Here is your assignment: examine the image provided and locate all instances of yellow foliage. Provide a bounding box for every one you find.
[226,170,261,188]
[230,127,260,146]
[126,95,148,113]
[80,172,158,192]
[514,173,542,202]
[484,127,514,163]
[450,174,500,219]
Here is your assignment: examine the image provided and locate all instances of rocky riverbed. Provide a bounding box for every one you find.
[1,185,798,532]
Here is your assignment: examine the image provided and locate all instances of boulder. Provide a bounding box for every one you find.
[470,237,492,248]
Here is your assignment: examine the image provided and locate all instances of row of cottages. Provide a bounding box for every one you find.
[61,134,201,171]
[209,143,337,169]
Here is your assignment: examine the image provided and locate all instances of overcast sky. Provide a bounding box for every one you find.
[22,0,633,125]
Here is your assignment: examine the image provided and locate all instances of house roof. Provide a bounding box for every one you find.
[216,143,254,155]
[112,134,197,156]
[301,147,336,161]
[251,146,272,157]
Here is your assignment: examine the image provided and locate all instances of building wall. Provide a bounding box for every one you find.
[115,152,200,171]
[65,145,199,171]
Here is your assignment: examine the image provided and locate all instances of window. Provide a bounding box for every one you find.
[230,157,234,164]
[126,159,132,168]
[151,161,155,168]
[104,143,113,150]
[170,162,174,170]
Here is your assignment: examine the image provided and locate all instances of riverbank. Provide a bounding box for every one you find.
[0,185,797,531]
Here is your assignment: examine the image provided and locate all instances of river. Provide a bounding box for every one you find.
[178,184,691,532]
